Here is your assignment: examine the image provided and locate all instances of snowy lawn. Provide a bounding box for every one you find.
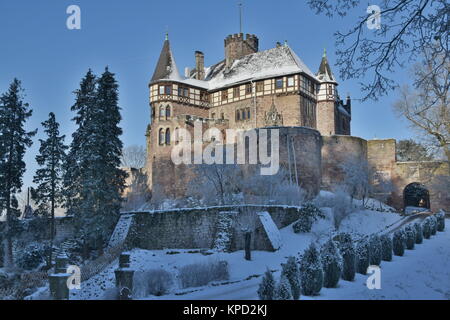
[70,208,404,300]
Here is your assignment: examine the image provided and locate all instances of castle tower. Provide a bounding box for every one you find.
[224,33,259,68]
[316,49,338,136]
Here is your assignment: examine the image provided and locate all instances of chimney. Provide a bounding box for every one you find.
[195,51,205,80]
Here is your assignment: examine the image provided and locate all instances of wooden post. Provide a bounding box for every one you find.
[244,231,252,261]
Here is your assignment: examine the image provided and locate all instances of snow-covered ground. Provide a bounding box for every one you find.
[70,207,410,300]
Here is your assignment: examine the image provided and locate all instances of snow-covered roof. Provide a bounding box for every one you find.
[316,51,337,84]
[151,39,182,82]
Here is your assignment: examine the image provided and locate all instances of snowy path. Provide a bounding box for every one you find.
[157,223,450,300]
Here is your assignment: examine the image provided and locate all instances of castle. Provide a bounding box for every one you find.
[140,32,449,212]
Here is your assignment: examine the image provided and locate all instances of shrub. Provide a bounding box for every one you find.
[299,243,323,296]
[380,234,392,262]
[16,242,49,271]
[393,230,405,256]
[258,269,275,300]
[330,189,354,230]
[436,211,446,232]
[179,260,229,289]
[404,225,416,250]
[274,275,293,300]
[133,269,173,298]
[335,233,356,281]
[320,239,343,288]
[413,222,423,244]
[292,203,325,233]
[355,239,370,274]
[280,256,301,300]
[429,216,437,235]
[369,235,382,266]
[422,218,431,239]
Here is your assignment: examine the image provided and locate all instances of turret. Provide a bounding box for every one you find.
[150,34,181,83]
[316,49,337,102]
[224,33,259,68]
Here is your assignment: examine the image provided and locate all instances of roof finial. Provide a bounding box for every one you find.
[165,26,169,41]
[239,2,243,34]
[323,48,327,58]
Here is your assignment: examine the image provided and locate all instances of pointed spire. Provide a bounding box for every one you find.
[323,48,327,58]
[317,48,336,83]
[151,35,181,83]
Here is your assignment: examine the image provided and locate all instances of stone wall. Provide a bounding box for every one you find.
[123,205,303,252]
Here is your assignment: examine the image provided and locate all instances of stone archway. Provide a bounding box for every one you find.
[403,182,430,209]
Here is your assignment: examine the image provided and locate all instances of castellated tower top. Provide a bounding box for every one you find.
[224,33,259,68]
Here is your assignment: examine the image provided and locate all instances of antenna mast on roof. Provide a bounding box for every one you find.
[239,2,243,34]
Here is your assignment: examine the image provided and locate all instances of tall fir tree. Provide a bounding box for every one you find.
[0,79,37,267]
[64,68,127,252]
[32,112,67,250]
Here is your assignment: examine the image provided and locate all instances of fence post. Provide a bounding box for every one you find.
[114,252,134,300]
[49,253,70,300]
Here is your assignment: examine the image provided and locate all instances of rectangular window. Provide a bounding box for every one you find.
[233,87,240,98]
[275,78,284,89]
[245,83,253,95]
[159,86,165,95]
[222,90,228,101]
[165,85,172,95]
[184,88,189,97]
[287,77,295,87]
[256,81,264,93]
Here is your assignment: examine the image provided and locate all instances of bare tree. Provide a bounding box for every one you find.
[393,52,449,169]
[339,156,371,205]
[120,145,147,169]
[307,0,449,101]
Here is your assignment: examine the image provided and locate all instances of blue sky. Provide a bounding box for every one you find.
[0,0,416,187]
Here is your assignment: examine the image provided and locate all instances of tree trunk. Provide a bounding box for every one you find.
[244,231,251,261]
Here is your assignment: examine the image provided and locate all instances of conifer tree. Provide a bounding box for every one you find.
[336,233,356,281]
[369,234,382,266]
[355,239,370,274]
[32,112,67,251]
[258,269,275,300]
[380,234,393,262]
[0,79,37,267]
[299,243,323,296]
[274,275,293,300]
[404,225,416,250]
[280,256,301,300]
[320,239,343,288]
[393,230,406,256]
[414,222,423,244]
[422,218,431,239]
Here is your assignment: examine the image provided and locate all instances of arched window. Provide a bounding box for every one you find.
[159,106,165,119]
[159,128,165,145]
[165,105,171,118]
[165,128,171,146]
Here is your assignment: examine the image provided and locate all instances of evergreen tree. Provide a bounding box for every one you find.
[380,234,393,262]
[355,239,370,274]
[64,68,127,252]
[369,234,382,266]
[436,211,446,232]
[274,275,293,300]
[335,232,356,281]
[32,112,67,254]
[320,239,343,288]
[413,222,423,244]
[393,230,406,256]
[0,79,37,267]
[257,269,275,300]
[280,256,301,300]
[422,218,431,239]
[404,225,416,250]
[429,216,437,235]
[299,243,323,296]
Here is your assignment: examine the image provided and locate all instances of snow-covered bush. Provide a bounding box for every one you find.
[380,234,393,261]
[280,256,301,300]
[355,239,370,274]
[404,225,416,250]
[320,239,342,288]
[179,260,229,289]
[429,216,437,235]
[330,189,354,230]
[369,234,382,266]
[274,275,293,300]
[414,222,423,244]
[298,243,323,296]
[435,211,446,232]
[292,203,325,233]
[133,269,173,298]
[393,230,406,256]
[335,233,355,281]
[422,218,431,239]
[258,269,275,300]
[16,242,49,270]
